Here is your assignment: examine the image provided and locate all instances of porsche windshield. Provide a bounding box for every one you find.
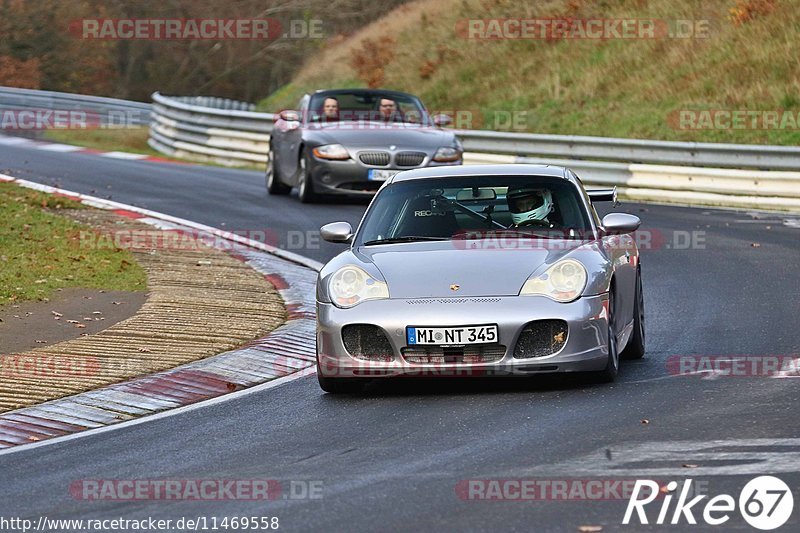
[357,176,594,246]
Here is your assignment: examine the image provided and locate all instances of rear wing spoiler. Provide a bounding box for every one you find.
[587,187,618,205]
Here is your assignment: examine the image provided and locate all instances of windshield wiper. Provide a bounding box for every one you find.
[363,236,449,246]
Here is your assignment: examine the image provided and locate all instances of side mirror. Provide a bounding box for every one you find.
[279,110,301,122]
[601,213,641,234]
[320,221,353,244]
[432,114,452,127]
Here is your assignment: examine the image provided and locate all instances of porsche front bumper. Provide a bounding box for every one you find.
[316,294,611,378]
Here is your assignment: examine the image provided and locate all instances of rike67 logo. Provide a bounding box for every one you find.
[624,476,794,530]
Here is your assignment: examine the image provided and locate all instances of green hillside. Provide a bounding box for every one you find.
[258,0,799,145]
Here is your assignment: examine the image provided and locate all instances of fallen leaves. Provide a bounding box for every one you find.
[640,419,650,425]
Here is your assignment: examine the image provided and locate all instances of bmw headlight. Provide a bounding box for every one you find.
[312,144,350,160]
[432,146,462,163]
[328,266,389,308]
[520,259,587,303]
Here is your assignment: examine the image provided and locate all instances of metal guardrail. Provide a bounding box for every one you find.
[148,92,272,166]
[469,154,800,211]
[165,95,257,112]
[1,88,797,211]
[146,92,800,211]
[0,86,151,126]
[147,92,800,170]
[456,129,800,171]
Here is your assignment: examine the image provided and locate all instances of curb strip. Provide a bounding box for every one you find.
[0,174,320,450]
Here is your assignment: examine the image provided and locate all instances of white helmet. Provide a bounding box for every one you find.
[507,186,553,225]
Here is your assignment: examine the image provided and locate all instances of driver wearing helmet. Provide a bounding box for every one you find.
[506,186,554,227]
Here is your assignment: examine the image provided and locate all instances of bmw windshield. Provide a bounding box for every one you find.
[308,90,430,125]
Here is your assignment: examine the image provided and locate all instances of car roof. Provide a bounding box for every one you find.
[389,164,572,184]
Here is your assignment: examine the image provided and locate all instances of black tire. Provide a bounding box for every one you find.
[596,290,619,383]
[316,362,363,393]
[296,152,319,203]
[266,149,291,195]
[621,270,646,360]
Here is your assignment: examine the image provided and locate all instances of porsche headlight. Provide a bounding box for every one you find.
[432,146,462,163]
[520,259,587,303]
[328,266,389,308]
[312,144,350,160]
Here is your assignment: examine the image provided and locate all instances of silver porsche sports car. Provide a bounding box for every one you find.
[315,164,645,392]
[267,88,462,203]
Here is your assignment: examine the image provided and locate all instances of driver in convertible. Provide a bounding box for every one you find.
[506,186,554,227]
[322,97,339,121]
[378,98,403,122]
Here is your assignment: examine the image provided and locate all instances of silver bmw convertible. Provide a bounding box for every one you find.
[267,88,462,203]
[315,164,645,392]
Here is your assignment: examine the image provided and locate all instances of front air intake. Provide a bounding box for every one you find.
[402,345,506,364]
[513,320,568,358]
[342,324,394,362]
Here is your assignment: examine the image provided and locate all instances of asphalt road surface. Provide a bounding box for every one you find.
[1,143,798,532]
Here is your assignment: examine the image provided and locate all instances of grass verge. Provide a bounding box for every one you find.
[42,127,162,157]
[0,182,147,305]
[42,128,265,171]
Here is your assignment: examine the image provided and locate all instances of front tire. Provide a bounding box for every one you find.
[297,152,319,203]
[266,149,290,195]
[621,270,645,360]
[596,291,619,383]
[317,362,363,393]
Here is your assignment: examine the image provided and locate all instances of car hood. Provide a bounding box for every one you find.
[306,122,453,149]
[357,241,584,298]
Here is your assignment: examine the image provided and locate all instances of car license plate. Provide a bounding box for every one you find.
[368,169,399,181]
[406,324,498,345]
